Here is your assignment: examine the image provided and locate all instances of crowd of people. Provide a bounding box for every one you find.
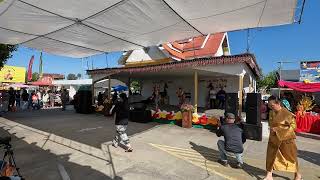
[0,87,69,113]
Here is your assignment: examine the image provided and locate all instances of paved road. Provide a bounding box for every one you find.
[0,108,319,180]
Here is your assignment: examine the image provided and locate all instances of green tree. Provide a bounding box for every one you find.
[77,73,82,79]
[67,73,77,80]
[257,71,278,92]
[130,81,140,93]
[0,44,17,69]
[32,72,39,82]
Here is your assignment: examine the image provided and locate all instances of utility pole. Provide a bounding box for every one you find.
[246,29,250,53]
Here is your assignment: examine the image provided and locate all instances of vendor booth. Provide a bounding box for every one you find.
[278,80,320,135]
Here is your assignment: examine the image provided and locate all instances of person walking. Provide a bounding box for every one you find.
[49,90,55,108]
[263,96,302,180]
[97,92,103,106]
[31,92,39,110]
[42,91,49,109]
[21,89,29,110]
[8,88,15,112]
[15,90,21,109]
[61,89,68,111]
[36,90,42,108]
[110,93,133,152]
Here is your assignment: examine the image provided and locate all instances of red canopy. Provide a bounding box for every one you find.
[29,76,53,86]
[278,80,320,92]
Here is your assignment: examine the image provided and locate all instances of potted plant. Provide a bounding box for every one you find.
[181,103,194,128]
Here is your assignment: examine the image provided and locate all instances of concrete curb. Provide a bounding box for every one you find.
[296,132,320,140]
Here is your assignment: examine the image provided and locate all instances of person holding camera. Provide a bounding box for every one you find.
[216,113,246,168]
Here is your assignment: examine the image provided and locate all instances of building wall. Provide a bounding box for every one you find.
[215,42,224,56]
[141,76,240,108]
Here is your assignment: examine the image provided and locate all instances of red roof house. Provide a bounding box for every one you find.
[162,33,229,60]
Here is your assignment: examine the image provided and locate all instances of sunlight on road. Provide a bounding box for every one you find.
[0,117,114,177]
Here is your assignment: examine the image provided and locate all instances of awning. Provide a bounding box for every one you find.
[0,0,298,58]
[5,83,30,88]
[29,76,53,86]
[278,80,320,93]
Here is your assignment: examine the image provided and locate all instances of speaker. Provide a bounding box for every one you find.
[225,93,238,116]
[129,110,152,123]
[246,93,261,125]
[243,123,262,141]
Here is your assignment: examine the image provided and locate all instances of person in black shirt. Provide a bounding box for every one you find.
[15,90,21,108]
[216,87,226,109]
[110,93,132,152]
[21,89,29,110]
[97,92,103,106]
[216,113,246,168]
[8,88,15,112]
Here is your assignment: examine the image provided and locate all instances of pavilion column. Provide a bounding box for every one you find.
[108,76,111,98]
[194,71,198,113]
[238,75,244,117]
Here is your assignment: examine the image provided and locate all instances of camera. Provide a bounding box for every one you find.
[0,137,11,146]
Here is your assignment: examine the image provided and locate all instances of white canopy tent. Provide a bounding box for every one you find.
[0,0,298,58]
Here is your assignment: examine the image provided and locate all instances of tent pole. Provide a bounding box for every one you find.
[238,75,244,117]
[108,76,111,98]
[194,71,198,113]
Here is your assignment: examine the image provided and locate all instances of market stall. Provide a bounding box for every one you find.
[279,80,320,135]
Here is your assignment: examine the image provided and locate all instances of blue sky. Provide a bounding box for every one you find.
[6,0,320,76]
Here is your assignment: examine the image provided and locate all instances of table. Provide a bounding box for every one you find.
[295,113,320,134]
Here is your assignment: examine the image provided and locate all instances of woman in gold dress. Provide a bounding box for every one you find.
[264,96,302,180]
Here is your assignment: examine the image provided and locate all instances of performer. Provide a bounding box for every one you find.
[263,96,302,180]
[176,87,185,106]
[209,86,217,109]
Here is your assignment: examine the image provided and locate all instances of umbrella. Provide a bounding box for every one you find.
[112,85,128,92]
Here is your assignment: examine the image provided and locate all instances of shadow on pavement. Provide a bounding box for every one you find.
[189,141,290,180]
[2,108,159,148]
[298,150,320,166]
[0,128,121,180]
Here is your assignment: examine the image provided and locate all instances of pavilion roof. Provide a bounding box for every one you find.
[88,53,261,77]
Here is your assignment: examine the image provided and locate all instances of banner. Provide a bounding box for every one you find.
[0,65,26,83]
[27,55,34,81]
[300,61,320,82]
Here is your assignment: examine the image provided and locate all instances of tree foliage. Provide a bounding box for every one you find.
[0,44,17,69]
[130,81,140,93]
[67,73,77,80]
[257,71,278,92]
[77,73,82,79]
[32,72,39,82]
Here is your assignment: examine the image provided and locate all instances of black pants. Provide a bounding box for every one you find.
[210,99,216,109]
[218,100,225,109]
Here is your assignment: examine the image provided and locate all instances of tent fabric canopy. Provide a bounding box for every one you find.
[29,76,53,86]
[0,0,297,58]
[278,80,320,93]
